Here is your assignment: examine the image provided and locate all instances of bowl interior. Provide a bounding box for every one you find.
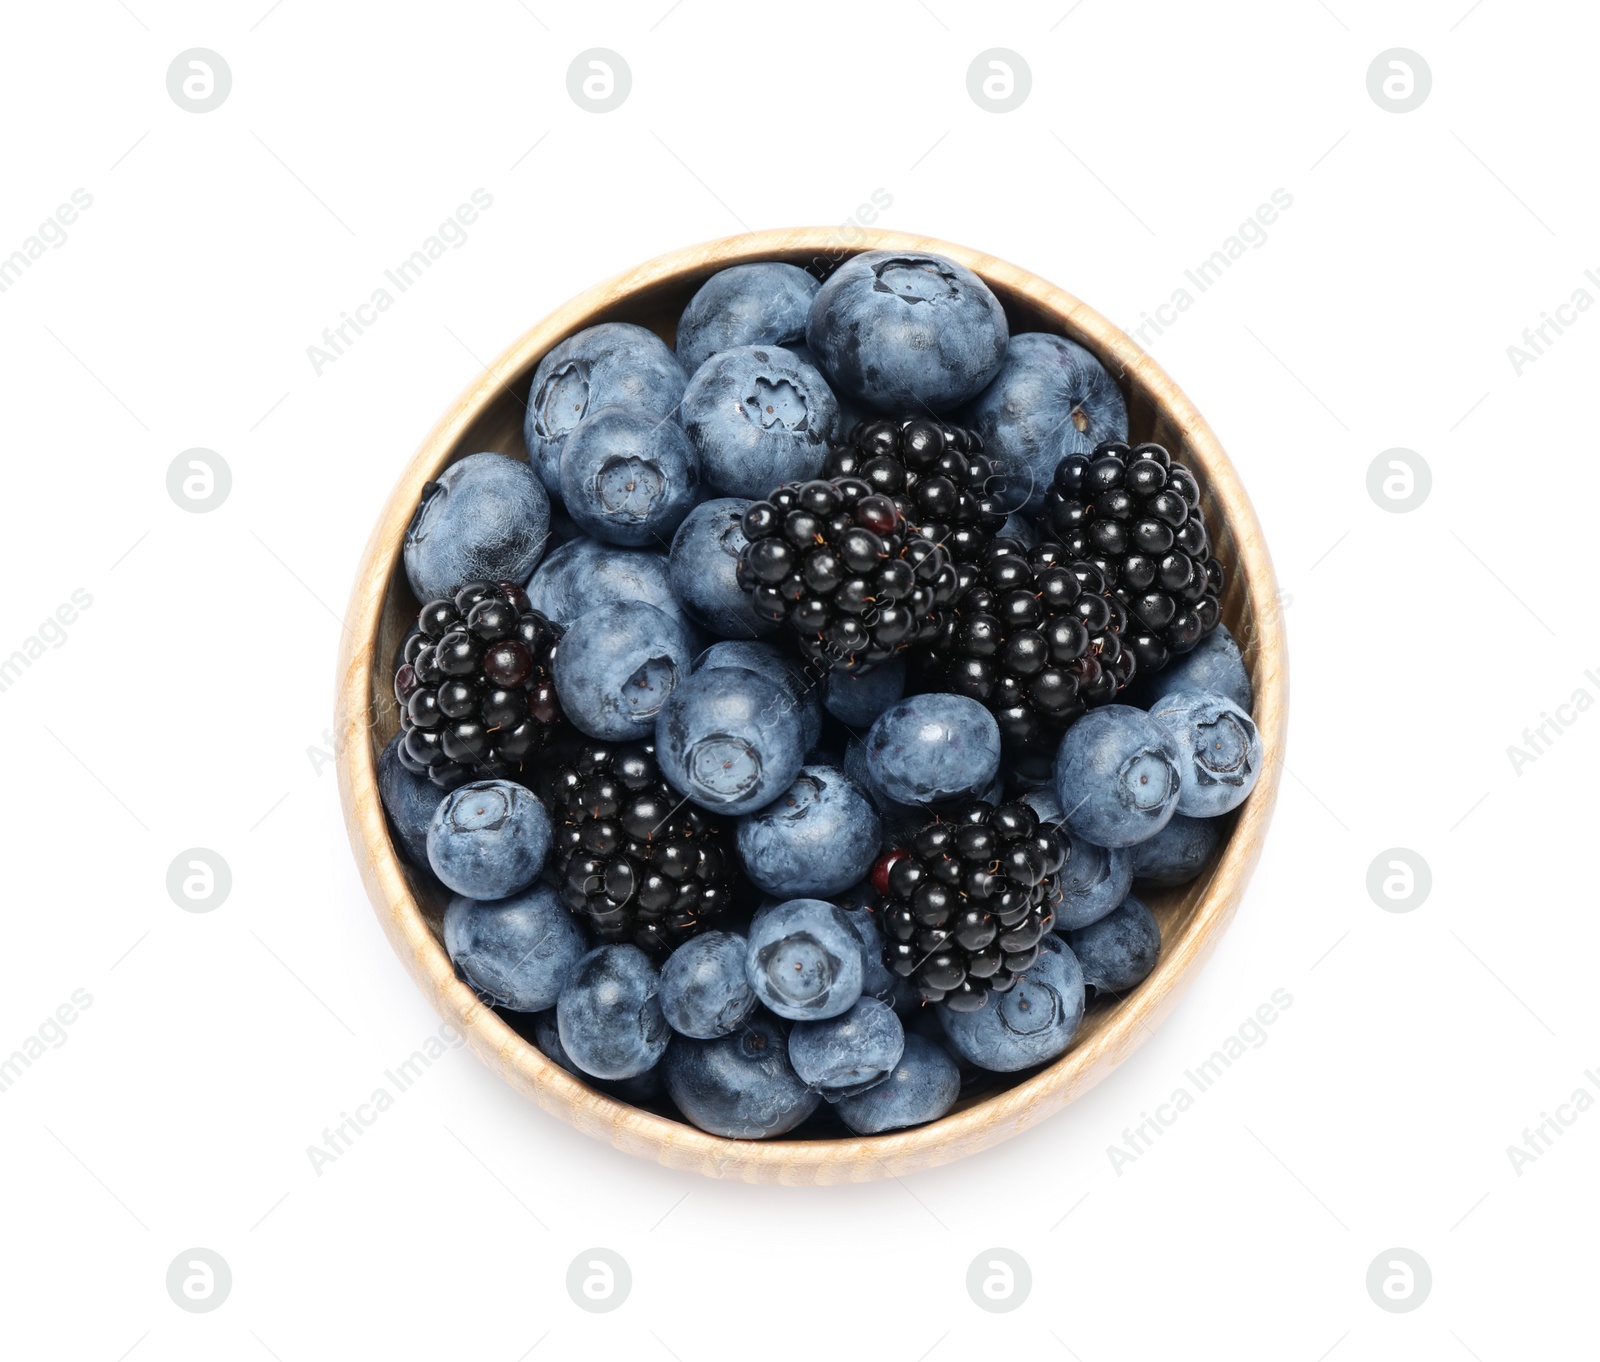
[343,230,1282,1178]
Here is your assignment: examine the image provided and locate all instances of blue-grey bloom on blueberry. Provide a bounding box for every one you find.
[403,452,551,602]
[552,600,691,741]
[558,405,699,548]
[864,693,1001,808]
[962,333,1128,513]
[1053,705,1183,848]
[1130,812,1221,886]
[377,733,444,867]
[1024,787,1134,930]
[426,779,550,899]
[788,996,905,1098]
[806,250,1008,412]
[658,930,757,1039]
[834,1034,961,1134]
[839,901,903,1006]
[661,1011,819,1138]
[1148,690,1263,816]
[443,883,587,1012]
[681,345,840,498]
[668,497,776,639]
[655,664,805,815]
[524,322,687,493]
[823,656,906,729]
[529,1009,664,1105]
[694,640,822,752]
[735,766,882,899]
[556,944,670,1080]
[675,262,820,375]
[744,898,864,1020]
[1133,621,1253,713]
[938,934,1086,1073]
[524,537,697,638]
[1067,895,1160,996]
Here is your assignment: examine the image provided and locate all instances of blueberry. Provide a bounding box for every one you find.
[834,1034,961,1134]
[1132,623,1253,712]
[443,883,587,1012]
[661,1011,819,1138]
[681,345,840,498]
[655,664,806,815]
[1022,787,1134,930]
[1131,812,1221,886]
[735,765,882,899]
[822,656,906,729]
[998,511,1038,547]
[939,934,1086,1073]
[695,640,822,753]
[524,537,698,639]
[1067,895,1160,996]
[1053,705,1183,848]
[377,733,444,867]
[658,931,758,1039]
[788,997,905,1098]
[675,262,820,375]
[806,250,1008,412]
[744,898,864,1020]
[558,406,699,548]
[555,944,670,1080]
[426,779,550,899]
[838,900,904,1005]
[403,452,551,602]
[864,694,1001,808]
[962,333,1129,513]
[529,1009,664,1105]
[552,600,691,741]
[524,322,687,493]
[1148,691,1263,817]
[668,497,776,639]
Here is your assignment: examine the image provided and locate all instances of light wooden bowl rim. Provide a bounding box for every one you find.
[335,227,1288,1184]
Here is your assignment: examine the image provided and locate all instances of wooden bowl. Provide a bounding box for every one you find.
[335,228,1287,1184]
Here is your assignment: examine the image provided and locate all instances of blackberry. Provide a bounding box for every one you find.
[737,477,959,675]
[547,741,735,955]
[1043,440,1225,675]
[913,537,1135,782]
[876,801,1064,1012]
[823,417,1006,562]
[393,580,565,788]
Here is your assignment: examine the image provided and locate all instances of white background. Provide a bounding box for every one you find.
[1,1,1594,1357]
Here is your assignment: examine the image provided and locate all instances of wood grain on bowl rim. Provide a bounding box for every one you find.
[334,228,1288,1184]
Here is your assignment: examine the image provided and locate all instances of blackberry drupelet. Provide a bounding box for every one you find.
[736,477,959,675]
[876,801,1064,1012]
[393,581,565,788]
[823,417,1006,562]
[1043,440,1225,675]
[548,741,735,955]
[913,536,1136,782]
